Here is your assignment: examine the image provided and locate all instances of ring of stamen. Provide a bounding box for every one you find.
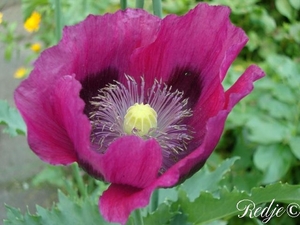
[89,75,194,173]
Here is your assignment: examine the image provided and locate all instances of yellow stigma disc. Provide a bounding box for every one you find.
[123,103,157,136]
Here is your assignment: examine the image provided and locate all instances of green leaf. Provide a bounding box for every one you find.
[249,8,276,33]
[253,144,294,184]
[271,83,297,104]
[289,136,300,159]
[181,157,240,201]
[41,191,117,225]
[4,191,118,225]
[31,165,66,188]
[275,0,293,20]
[169,210,192,225]
[258,95,294,120]
[0,100,26,136]
[204,221,227,225]
[143,203,176,225]
[266,55,300,89]
[289,0,300,9]
[289,22,300,43]
[181,183,300,224]
[246,116,289,144]
[4,206,41,225]
[157,186,179,205]
[4,44,14,61]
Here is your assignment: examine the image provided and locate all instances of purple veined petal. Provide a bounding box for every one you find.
[100,184,147,225]
[97,136,162,224]
[66,10,161,115]
[14,75,89,165]
[98,135,162,188]
[224,65,265,109]
[126,4,249,156]
[99,165,179,225]
[126,3,251,166]
[163,64,265,180]
[129,3,248,94]
[26,9,161,116]
[185,82,225,147]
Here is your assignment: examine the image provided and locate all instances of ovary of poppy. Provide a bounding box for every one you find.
[14,3,265,225]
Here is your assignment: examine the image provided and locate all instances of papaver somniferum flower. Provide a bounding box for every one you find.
[14,3,265,224]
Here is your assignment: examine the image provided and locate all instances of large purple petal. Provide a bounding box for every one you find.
[41,9,160,83]
[22,9,161,116]
[100,184,148,225]
[99,168,178,225]
[224,65,264,108]
[61,10,160,113]
[98,136,163,224]
[99,136,162,188]
[128,4,248,145]
[163,64,265,181]
[127,3,250,154]
[129,3,247,91]
[14,75,89,164]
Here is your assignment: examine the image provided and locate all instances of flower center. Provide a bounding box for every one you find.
[123,103,157,136]
[89,76,194,173]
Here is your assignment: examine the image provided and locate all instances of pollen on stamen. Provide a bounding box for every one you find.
[89,75,194,173]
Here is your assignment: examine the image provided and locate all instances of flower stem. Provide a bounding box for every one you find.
[136,0,144,9]
[132,209,144,225]
[152,0,162,18]
[71,163,87,198]
[120,0,127,10]
[54,0,62,42]
[150,189,159,212]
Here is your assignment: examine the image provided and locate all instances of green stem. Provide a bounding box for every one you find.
[71,163,87,198]
[150,189,159,212]
[136,0,144,9]
[132,209,144,225]
[54,0,62,42]
[120,0,127,10]
[152,0,162,18]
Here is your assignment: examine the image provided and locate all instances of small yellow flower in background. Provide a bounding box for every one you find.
[14,67,27,79]
[30,43,41,52]
[0,12,3,24]
[24,11,41,32]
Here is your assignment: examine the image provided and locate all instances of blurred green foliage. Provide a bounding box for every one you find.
[1,0,300,224]
[0,100,26,136]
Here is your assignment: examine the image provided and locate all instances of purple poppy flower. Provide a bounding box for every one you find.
[14,3,264,225]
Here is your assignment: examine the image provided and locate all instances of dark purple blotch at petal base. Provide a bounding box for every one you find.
[14,3,265,225]
[80,67,119,115]
[167,66,203,109]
